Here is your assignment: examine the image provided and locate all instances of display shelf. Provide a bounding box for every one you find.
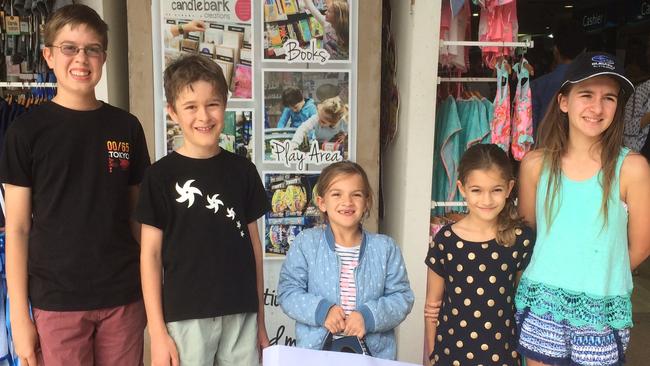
[265,11,312,24]
[440,40,534,48]
[437,77,497,84]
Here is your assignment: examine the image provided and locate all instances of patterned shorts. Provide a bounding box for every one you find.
[515,309,630,366]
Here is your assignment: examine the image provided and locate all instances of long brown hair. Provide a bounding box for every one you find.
[536,78,627,227]
[458,144,523,246]
[329,1,349,51]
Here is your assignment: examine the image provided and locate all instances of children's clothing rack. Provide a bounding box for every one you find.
[437,76,497,84]
[437,40,532,84]
[433,39,533,211]
[439,40,534,48]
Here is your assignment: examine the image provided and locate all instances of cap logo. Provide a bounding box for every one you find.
[591,55,615,70]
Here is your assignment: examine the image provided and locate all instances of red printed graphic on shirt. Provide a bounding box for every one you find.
[106,140,130,173]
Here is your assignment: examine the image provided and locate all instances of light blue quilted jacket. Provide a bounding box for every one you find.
[278,225,414,360]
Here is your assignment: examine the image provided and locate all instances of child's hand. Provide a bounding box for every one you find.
[324,305,346,334]
[257,323,270,357]
[150,332,180,366]
[12,317,39,366]
[333,132,347,144]
[424,300,442,322]
[344,311,366,339]
[185,20,206,33]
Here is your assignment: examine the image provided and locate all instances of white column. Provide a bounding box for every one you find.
[76,0,129,110]
[383,0,440,363]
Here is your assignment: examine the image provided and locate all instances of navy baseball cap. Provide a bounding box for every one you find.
[561,52,634,96]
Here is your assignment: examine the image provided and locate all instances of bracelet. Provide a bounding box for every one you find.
[178,24,184,35]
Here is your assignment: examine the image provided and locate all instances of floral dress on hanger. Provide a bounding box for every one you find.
[490,59,511,153]
[511,58,534,161]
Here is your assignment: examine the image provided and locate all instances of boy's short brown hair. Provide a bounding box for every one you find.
[164,54,229,108]
[281,86,303,107]
[45,4,109,50]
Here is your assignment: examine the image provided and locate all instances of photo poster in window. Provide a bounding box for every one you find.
[166,109,254,160]
[263,0,350,62]
[263,171,321,258]
[262,70,350,170]
[161,0,253,100]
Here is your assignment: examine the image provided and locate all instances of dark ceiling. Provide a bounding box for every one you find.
[516,0,575,36]
[497,0,617,36]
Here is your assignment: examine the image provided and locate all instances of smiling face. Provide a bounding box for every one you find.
[458,167,514,225]
[167,80,226,158]
[559,75,620,141]
[317,173,368,233]
[43,24,106,105]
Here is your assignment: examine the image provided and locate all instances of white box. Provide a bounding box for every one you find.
[262,345,421,366]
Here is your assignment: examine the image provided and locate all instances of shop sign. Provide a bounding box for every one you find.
[163,0,251,22]
[625,0,650,22]
[580,9,607,31]
[283,39,331,64]
[574,6,618,32]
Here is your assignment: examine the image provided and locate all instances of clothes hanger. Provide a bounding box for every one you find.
[455,69,463,99]
[516,55,534,74]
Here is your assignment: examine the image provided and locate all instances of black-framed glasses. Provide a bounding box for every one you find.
[49,44,104,57]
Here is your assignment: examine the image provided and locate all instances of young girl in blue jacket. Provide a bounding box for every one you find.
[278,161,414,360]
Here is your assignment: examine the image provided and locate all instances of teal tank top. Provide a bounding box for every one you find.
[515,148,632,330]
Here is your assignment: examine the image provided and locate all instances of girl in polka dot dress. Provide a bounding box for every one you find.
[425,143,535,366]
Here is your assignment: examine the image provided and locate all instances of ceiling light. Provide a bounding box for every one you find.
[548,34,554,39]
[564,4,574,8]
[472,13,479,17]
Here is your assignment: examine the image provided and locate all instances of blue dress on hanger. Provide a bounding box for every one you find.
[433,96,462,214]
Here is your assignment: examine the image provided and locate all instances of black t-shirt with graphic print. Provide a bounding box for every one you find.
[136,150,270,322]
[0,101,151,311]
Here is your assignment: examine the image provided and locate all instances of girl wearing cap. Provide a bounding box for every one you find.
[514,52,650,366]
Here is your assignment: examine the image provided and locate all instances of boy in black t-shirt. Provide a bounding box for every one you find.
[0,5,151,366]
[137,54,270,365]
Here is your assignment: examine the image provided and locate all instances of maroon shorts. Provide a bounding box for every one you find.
[33,300,146,366]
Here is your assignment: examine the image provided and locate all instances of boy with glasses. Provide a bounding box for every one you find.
[0,4,150,365]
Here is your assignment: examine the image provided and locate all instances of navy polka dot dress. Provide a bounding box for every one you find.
[425,225,535,366]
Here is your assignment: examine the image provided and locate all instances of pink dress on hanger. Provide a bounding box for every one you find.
[439,0,471,72]
[511,59,534,160]
[491,59,511,152]
[477,0,518,68]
